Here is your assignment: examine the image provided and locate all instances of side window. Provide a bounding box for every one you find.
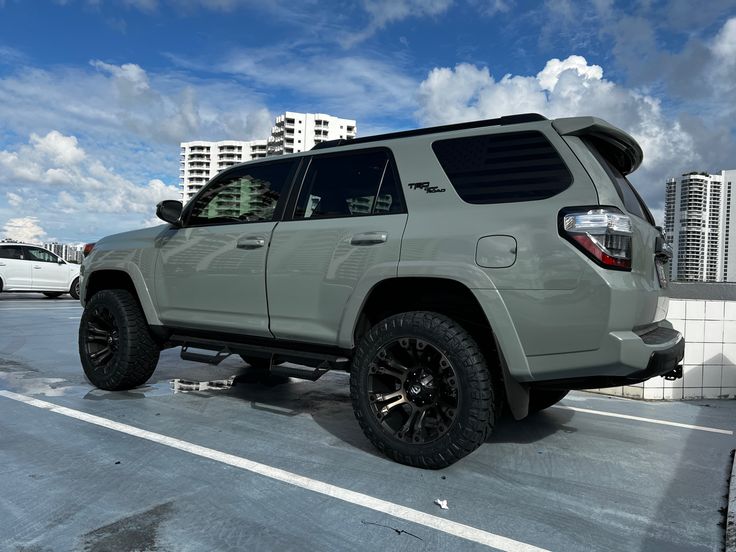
[432,131,572,204]
[0,245,23,259]
[295,150,404,219]
[25,247,57,263]
[188,160,295,226]
[586,137,654,225]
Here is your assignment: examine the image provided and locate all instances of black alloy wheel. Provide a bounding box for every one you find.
[351,311,494,469]
[367,338,459,445]
[79,289,159,390]
[83,304,120,374]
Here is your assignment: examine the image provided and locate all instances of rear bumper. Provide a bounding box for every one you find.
[525,324,685,389]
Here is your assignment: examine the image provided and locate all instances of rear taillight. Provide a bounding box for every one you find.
[83,243,96,257]
[560,207,632,270]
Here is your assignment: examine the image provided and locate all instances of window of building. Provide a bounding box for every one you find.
[187,160,295,226]
[294,150,404,219]
[432,131,572,204]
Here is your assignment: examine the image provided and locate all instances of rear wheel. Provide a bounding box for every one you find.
[350,311,494,469]
[79,289,160,390]
[43,292,64,298]
[528,389,569,413]
[69,277,80,300]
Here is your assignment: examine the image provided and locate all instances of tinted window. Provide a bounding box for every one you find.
[295,150,404,219]
[25,247,57,263]
[432,131,572,204]
[188,161,295,226]
[0,245,23,259]
[586,137,654,224]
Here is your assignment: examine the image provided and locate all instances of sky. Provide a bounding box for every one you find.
[0,0,735,244]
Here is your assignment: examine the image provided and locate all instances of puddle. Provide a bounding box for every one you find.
[0,370,84,397]
[170,377,236,393]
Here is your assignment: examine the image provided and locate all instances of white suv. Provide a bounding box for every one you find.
[0,243,81,299]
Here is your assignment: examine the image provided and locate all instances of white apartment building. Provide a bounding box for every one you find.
[267,112,356,156]
[179,112,357,201]
[179,140,268,201]
[664,170,736,282]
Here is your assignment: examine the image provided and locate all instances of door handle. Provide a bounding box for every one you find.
[33,265,42,269]
[350,232,387,246]
[0,262,5,266]
[236,236,266,250]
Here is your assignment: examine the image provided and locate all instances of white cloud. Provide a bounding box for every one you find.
[2,217,48,244]
[417,55,699,209]
[6,192,22,207]
[712,17,736,67]
[0,131,180,241]
[343,0,454,46]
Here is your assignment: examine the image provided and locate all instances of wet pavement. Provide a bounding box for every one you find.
[1,293,735,552]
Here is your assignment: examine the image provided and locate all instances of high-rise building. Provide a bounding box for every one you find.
[179,112,357,201]
[267,112,356,155]
[179,140,268,201]
[664,170,736,282]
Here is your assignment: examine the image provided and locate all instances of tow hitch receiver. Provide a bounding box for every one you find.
[662,365,683,381]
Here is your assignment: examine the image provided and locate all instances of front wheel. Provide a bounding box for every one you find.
[69,277,80,300]
[79,289,160,390]
[350,311,494,469]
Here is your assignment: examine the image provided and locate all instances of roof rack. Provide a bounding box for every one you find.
[311,113,548,151]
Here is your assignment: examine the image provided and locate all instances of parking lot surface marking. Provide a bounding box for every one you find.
[1,306,82,311]
[553,404,734,435]
[0,389,549,552]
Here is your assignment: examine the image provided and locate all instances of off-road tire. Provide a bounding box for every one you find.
[350,311,494,469]
[79,289,160,390]
[43,292,64,298]
[528,389,569,413]
[69,277,80,300]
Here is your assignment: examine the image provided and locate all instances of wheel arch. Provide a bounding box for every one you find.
[83,266,162,326]
[346,276,532,419]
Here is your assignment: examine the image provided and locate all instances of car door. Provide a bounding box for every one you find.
[23,246,69,290]
[267,148,408,345]
[0,244,31,290]
[154,159,298,335]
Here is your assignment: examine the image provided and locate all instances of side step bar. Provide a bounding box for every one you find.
[173,333,351,380]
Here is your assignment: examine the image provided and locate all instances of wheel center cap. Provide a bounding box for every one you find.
[107,336,114,344]
[409,383,422,396]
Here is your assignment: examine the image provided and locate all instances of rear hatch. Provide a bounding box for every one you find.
[554,117,670,324]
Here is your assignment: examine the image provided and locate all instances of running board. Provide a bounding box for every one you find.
[271,362,331,382]
[171,333,351,374]
[180,345,231,365]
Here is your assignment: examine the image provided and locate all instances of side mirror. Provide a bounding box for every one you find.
[57,258,65,265]
[156,200,183,226]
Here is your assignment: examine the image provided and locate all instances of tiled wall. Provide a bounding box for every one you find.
[591,300,736,400]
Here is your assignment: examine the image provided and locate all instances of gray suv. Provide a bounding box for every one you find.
[78,113,684,468]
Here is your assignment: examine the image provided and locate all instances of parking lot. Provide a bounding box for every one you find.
[1,294,734,552]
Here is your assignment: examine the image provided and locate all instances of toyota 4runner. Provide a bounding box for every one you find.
[78,113,684,468]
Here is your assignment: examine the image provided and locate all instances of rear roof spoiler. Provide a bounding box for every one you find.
[552,117,643,175]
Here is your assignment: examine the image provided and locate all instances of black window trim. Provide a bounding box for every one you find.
[282,146,407,222]
[431,129,574,206]
[585,137,655,226]
[180,158,303,229]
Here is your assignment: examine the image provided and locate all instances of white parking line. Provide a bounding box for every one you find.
[0,307,82,310]
[0,390,548,552]
[553,405,734,435]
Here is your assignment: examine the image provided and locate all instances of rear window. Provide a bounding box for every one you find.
[432,131,572,204]
[586,137,655,225]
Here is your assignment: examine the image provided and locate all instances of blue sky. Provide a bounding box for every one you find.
[0,0,735,243]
